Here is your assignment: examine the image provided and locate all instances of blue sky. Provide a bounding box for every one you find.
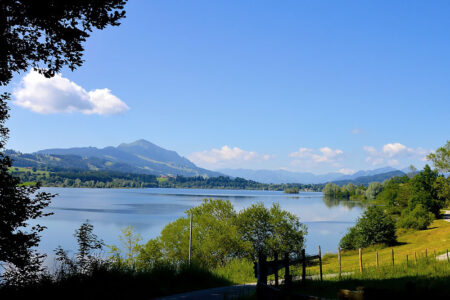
[4,0,450,174]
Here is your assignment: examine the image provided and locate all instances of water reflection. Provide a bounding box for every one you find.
[322,196,367,209]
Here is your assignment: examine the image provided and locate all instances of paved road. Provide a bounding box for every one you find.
[443,210,450,222]
[153,284,256,300]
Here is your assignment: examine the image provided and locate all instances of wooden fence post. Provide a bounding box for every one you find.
[274,252,279,288]
[318,245,323,282]
[425,248,427,260]
[391,249,395,267]
[434,249,436,260]
[257,253,268,286]
[406,254,408,269]
[414,251,417,265]
[285,252,291,287]
[376,251,379,268]
[447,249,449,263]
[338,247,342,280]
[359,248,363,274]
[301,249,306,284]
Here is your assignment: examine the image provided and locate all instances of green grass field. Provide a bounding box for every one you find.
[215,217,450,287]
[9,166,50,176]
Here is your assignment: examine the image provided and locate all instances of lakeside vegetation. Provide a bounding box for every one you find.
[9,167,324,191]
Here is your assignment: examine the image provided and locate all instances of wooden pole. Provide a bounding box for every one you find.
[414,251,417,265]
[406,254,408,269]
[259,253,268,285]
[447,249,449,263]
[274,252,279,288]
[338,247,342,280]
[391,249,395,267]
[376,251,379,268]
[425,248,427,260]
[359,248,363,274]
[434,249,436,260]
[318,246,323,282]
[188,213,193,266]
[285,252,291,286]
[301,249,306,283]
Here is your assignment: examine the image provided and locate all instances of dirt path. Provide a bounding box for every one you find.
[443,210,450,222]
[153,284,256,300]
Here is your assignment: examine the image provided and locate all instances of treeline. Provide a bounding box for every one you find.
[158,176,322,191]
[322,181,383,200]
[10,168,324,191]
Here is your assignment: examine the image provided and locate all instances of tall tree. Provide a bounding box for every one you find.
[0,0,127,284]
[427,140,450,173]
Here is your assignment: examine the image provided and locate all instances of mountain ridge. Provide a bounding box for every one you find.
[32,140,220,177]
[219,167,399,184]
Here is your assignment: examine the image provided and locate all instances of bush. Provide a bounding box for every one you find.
[397,204,435,230]
[339,206,396,250]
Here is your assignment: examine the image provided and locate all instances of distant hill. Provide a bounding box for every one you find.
[331,170,406,186]
[218,167,399,184]
[10,139,222,177]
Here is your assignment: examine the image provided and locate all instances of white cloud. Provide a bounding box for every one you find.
[338,168,355,175]
[14,70,129,115]
[290,147,344,163]
[382,143,407,157]
[364,143,431,166]
[188,146,271,169]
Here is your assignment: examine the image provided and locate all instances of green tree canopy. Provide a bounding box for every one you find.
[427,140,450,173]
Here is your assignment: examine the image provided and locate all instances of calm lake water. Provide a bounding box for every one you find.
[32,188,365,263]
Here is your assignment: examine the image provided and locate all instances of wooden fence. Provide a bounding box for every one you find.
[253,247,449,299]
[254,246,323,287]
[338,247,450,277]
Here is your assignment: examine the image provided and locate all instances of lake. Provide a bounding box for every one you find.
[32,187,365,264]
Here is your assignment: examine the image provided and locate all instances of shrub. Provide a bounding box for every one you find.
[339,206,396,250]
[397,204,435,230]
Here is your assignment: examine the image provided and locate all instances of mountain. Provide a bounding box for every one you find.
[331,170,406,186]
[218,167,401,184]
[332,167,398,181]
[16,139,222,177]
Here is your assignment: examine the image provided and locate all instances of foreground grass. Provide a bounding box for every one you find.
[0,264,231,300]
[314,219,450,276]
[215,219,450,285]
[291,258,450,299]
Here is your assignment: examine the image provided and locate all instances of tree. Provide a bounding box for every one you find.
[339,206,396,250]
[408,165,442,217]
[108,226,142,270]
[54,221,104,278]
[0,0,127,285]
[427,140,450,173]
[236,202,307,259]
[0,95,54,285]
[397,204,435,230]
[0,0,127,85]
[158,199,243,268]
[74,221,104,273]
[365,182,383,200]
[322,183,341,198]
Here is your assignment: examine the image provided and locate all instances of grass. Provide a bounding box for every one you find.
[309,219,450,276]
[214,258,255,284]
[0,263,231,300]
[8,167,50,176]
[214,218,450,286]
[157,176,168,183]
[290,258,450,299]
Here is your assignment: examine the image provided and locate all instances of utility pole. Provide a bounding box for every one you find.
[188,212,193,266]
